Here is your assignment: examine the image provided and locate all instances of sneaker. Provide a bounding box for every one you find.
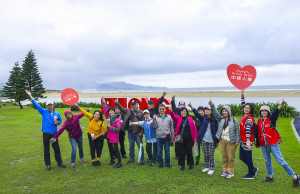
[70,163,75,168]
[226,173,234,179]
[150,162,155,166]
[80,158,86,163]
[207,170,214,175]
[122,155,127,159]
[127,159,134,163]
[293,175,300,187]
[202,168,209,173]
[96,160,101,166]
[159,164,163,168]
[46,165,51,170]
[180,166,185,171]
[92,161,98,166]
[263,177,274,182]
[220,172,227,177]
[166,164,172,168]
[58,163,66,168]
[108,160,115,165]
[139,160,145,165]
[195,161,199,165]
[242,174,254,180]
[189,165,193,170]
[253,167,259,177]
[147,158,151,162]
[114,163,123,168]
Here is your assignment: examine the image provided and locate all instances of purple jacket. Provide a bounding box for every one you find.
[52,111,88,139]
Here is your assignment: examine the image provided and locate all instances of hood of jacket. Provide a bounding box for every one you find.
[220,105,232,118]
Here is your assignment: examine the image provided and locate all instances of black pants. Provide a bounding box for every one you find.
[239,145,254,176]
[146,142,157,163]
[178,137,194,167]
[87,133,104,160]
[108,139,121,163]
[43,132,63,165]
[118,130,126,156]
[175,142,180,157]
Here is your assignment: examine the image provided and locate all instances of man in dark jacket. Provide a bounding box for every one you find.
[191,106,204,165]
[115,106,127,158]
[148,91,167,117]
[115,99,145,164]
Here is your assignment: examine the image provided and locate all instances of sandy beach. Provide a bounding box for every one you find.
[45,90,300,98]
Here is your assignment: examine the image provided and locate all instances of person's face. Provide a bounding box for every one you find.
[205,109,212,117]
[159,106,165,115]
[222,109,229,118]
[109,110,115,117]
[178,101,185,108]
[94,112,101,121]
[131,104,138,111]
[180,109,187,117]
[66,112,73,119]
[198,109,204,116]
[261,110,268,117]
[46,104,54,111]
[144,113,150,119]
[115,107,121,114]
[148,103,154,109]
[243,105,251,114]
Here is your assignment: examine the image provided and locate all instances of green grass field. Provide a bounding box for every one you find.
[0,103,299,193]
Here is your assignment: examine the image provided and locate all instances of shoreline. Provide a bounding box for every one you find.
[45,90,300,98]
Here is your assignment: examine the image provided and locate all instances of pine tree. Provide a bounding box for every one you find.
[21,50,45,100]
[2,62,26,109]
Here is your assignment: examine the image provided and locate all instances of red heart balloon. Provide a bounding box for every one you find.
[227,64,256,90]
[61,88,79,106]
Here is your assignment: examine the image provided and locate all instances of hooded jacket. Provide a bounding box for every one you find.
[212,104,240,144]
[102,103,121,144]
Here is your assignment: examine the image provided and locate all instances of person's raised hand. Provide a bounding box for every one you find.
[171,95,175,101]
[162,90,167,97]
[208,99,213,106]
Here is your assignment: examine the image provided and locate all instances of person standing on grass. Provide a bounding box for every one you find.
[115,99,145,165]
[191,106,204,166]
[101,98,122,168]
[115,106,127,159]
[171,95,186,160]
[75,103,106,166]
[152,104,174,168]
[25,90,66,170]
[148,91,167,117]
[209,100,240,179]
[188,102,219,175]
[256,100,299,187]
[170,106,198,171]
[239,90,258,179]
[130,110,157,166]
[50,109,90,168]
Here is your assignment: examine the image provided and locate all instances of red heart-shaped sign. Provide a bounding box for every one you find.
[227,64,256,90]
[61,88,79,106]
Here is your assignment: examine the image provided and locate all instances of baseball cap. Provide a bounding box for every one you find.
[46,101,54,106]
[143,110,150,114]
[148,100,154,104]
[131,100,138,105]
[204,106,211,110]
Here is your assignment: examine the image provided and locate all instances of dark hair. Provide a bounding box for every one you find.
[108,108,115,113]
[197,106,204,111]
[158,104,165,108]
[259,110,271,117]
[178,101,185,106]
[179,107,189,117]
[243,103,254,116]
[93,110,103,121]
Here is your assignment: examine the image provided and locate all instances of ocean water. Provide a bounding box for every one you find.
[20,97,300,112]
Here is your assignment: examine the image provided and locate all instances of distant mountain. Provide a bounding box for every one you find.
[95,82,168,92]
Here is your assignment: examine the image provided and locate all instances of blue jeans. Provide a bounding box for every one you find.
[157,138,170,166]
[128,132,144,161]
[261,143,295,177]
[69,136,84,163]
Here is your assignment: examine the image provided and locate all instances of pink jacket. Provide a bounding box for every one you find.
[170,111,198,145]
[103,103,121,144]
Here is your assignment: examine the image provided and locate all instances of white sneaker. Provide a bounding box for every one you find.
[226,173,234,178]
[220,171,227,177]
[207,170,214,175]
[202,168,209,172]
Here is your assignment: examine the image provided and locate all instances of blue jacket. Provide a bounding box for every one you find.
[139,118,156,140]
[32,99,62,134]
[192,108,219,144]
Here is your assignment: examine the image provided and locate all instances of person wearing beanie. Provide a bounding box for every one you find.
[50,109,90,168]
[257,100,299,187]
[147,91,167,117]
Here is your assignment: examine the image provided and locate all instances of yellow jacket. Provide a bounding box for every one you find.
[80,108,106,136]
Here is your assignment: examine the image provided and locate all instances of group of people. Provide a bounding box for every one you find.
[25,89,300,187]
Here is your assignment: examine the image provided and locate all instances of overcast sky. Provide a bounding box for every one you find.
[0,0,300,90]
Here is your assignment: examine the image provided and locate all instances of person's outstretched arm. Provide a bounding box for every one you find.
[209,99,221,122]
[154,91,166,114]
[25,90,44,114]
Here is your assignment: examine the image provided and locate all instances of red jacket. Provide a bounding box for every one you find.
[257,117,281,146]
[240,115,254,143]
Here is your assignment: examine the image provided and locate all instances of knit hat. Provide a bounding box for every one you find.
[64,110,72,116]
[259,105,271,114]
[148,100,154,104]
